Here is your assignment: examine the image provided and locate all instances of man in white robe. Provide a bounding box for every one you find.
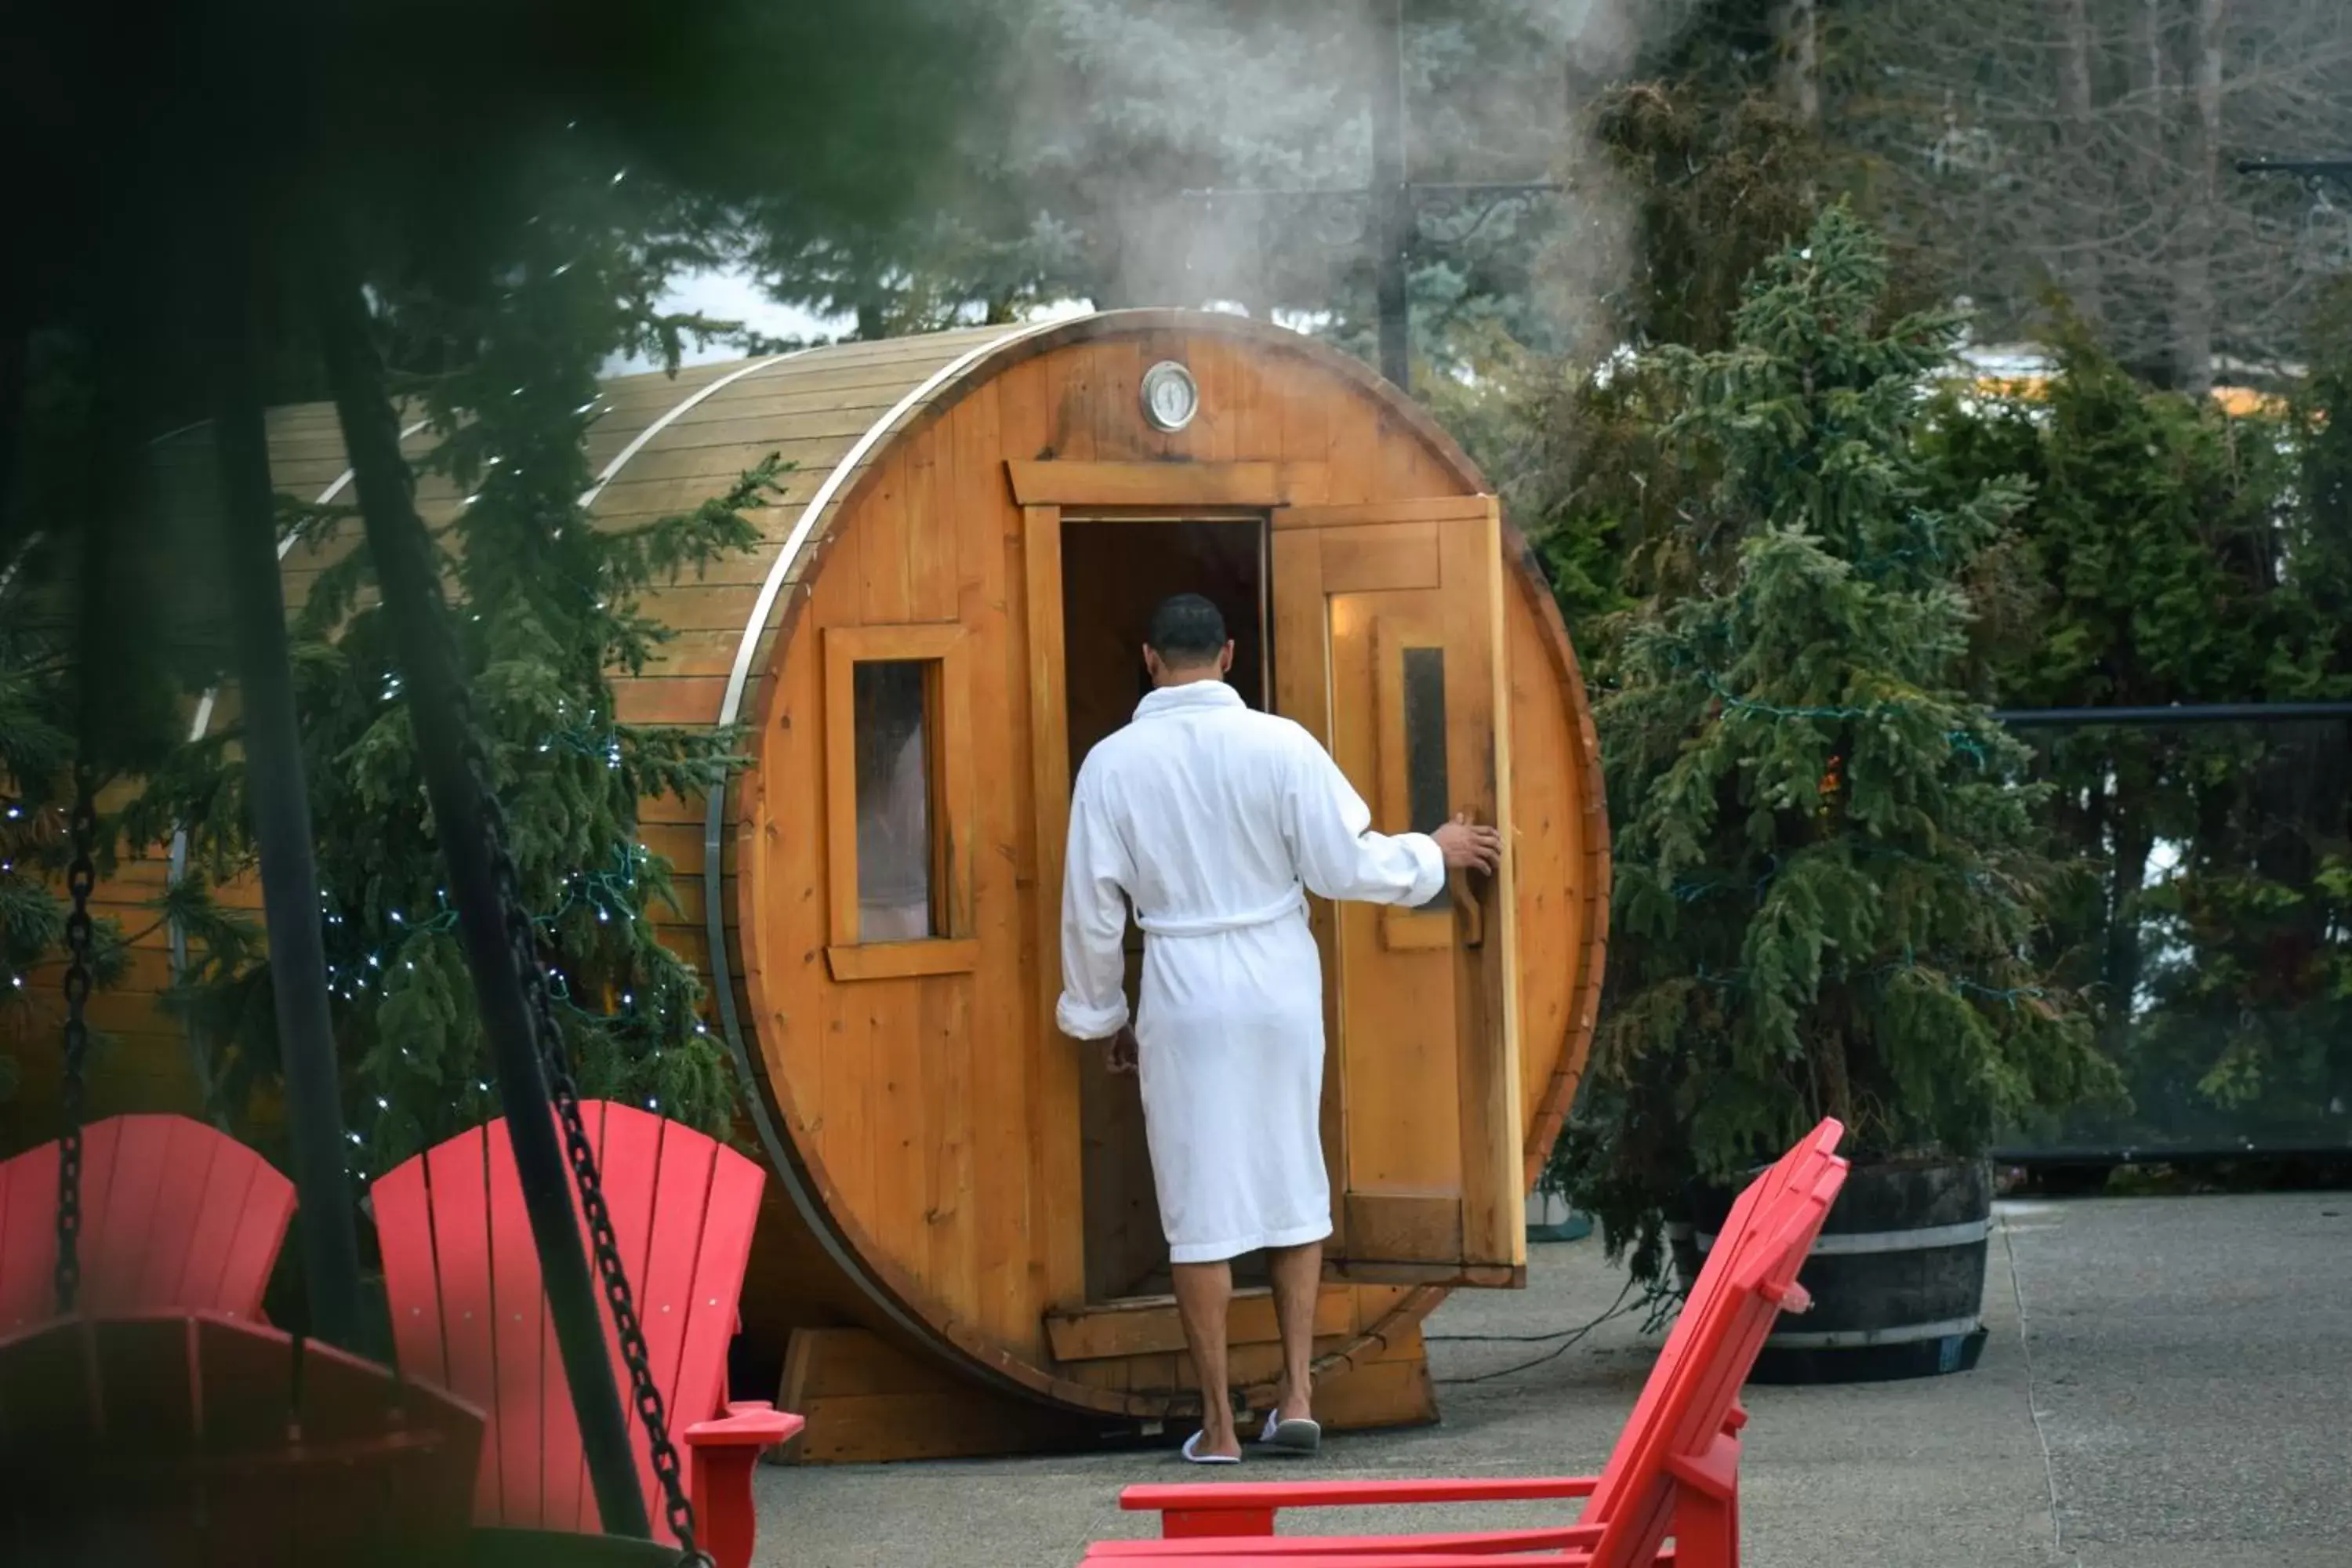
[1057,593,1500,1462]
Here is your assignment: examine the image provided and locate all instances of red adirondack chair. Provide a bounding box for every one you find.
[0,1120,482,1560]
[0,1112,295,1330]
[371,1100,803,1568]
[1089,1119,1849,1568]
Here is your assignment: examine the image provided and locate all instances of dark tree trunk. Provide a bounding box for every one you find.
[1815,1019,1856,1131]
[2056,0,2104,326]
[205,190,368,1356]
[1774,0,1820,128]
[2174,0,2225,396]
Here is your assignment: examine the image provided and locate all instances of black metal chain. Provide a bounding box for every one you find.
[411,576,706,1562]
[55,774,97,1316]
[482,772,709,1562]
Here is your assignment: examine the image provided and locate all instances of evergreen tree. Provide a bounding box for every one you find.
[1918,320,2343,1145]
[1558,205,2114,1278]
[2121,284,2352,1136]
[156,183,776,1177]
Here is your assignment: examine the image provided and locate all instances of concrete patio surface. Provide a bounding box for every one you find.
[751,1192,2352,1566]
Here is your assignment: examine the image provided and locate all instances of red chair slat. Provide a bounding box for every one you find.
[210,1150,296,1318]
[0,1140,63,1329]
[426,1124,507,1522]
[484,1115,558,1530]
[1099,1556,1650,1568]
[1587,1135,1842,1568]
[1091,1524,1599,1557]
[375,1150,448,1385]
[1119,1475,1601,1515]
[81,1118,151,1308]
[673,1146,766,1464]
[131,1116,215,1305]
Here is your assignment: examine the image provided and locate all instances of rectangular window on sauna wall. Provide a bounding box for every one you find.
[822,624,978,981]
[1379,619,1454,949]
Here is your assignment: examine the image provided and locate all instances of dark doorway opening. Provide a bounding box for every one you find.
[1058,517,1272,1303]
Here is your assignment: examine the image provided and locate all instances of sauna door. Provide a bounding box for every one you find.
[1271,495,1526,1286]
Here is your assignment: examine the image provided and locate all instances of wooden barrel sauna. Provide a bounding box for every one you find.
[5,310,1610,1461]
[1675,1158,1995,1385]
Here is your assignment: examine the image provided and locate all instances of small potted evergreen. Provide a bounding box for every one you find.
[1556,205,2118,1381]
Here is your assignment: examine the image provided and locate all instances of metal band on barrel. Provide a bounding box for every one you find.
[1693,1217,1994,1256]
[1763,1315,1986,1349]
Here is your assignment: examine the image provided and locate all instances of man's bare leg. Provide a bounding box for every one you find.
[1267,1240,1322,1424]
[1172,1258,1240,1457]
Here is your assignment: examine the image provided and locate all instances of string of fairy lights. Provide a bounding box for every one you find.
[294,707,713,1152]
[5,706,717,1033]
[318,834,714,1153]
[313,840,692,1014]
[1697,673,1998,766]
[303,702,672,1010]
[1671,846,1999,905]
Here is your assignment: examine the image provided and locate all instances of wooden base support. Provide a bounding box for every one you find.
[773,1327,1113,1465]
[771,1319,1439,1465]
[1311,1322,1441,1432]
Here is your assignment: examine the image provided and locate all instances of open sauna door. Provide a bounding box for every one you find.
[1271,495,1526,1287]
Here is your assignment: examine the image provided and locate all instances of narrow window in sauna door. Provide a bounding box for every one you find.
[1269,496,1525,1284]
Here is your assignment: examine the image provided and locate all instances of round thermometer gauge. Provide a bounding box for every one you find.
[1140,360,1200,433]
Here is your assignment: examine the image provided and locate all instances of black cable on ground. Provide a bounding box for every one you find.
[1432,1277,1642,1385]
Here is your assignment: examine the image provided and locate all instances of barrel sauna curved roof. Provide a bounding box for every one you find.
[128,309,1608,1420]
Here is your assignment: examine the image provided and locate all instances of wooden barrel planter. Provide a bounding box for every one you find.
[1672,1157,1994,1383]
[9,310,1611,1464]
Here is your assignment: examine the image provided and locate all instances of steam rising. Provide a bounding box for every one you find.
[989,0,1686,347]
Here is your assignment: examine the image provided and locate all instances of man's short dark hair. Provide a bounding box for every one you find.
[1146,593,1228,665]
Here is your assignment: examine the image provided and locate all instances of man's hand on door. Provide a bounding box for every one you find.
[1107,1025,1139,1075]
[1432,811,1502,873]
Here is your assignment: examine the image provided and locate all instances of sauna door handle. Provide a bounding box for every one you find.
[1450,871,1485,947]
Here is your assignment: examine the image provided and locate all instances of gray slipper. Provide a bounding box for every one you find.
[1258,1410,1322,1454]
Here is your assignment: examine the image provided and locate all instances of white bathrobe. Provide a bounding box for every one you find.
[1056,681,1446,1265]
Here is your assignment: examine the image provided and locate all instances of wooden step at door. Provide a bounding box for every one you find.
[1044,1287,1354,1363]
